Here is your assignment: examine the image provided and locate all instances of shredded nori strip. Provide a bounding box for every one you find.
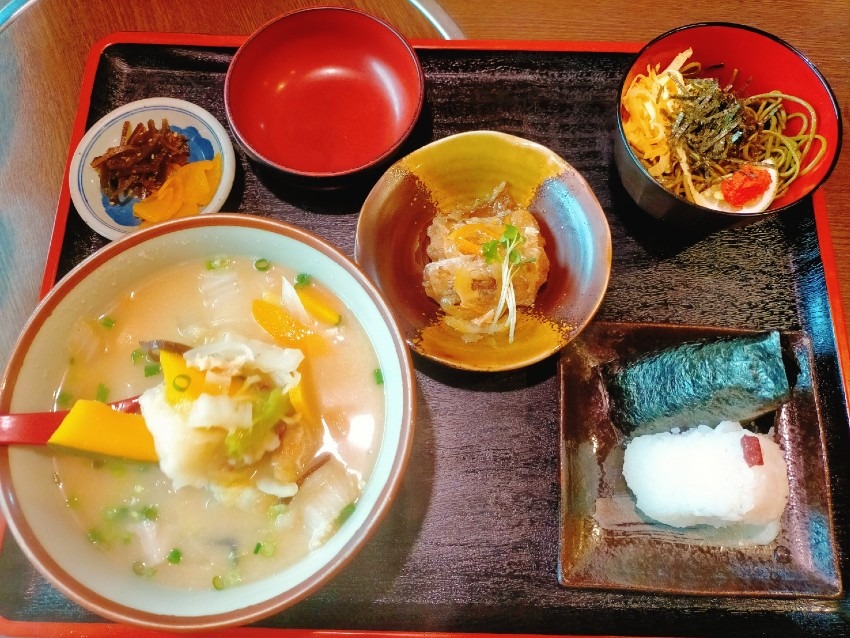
[668,77,759,175]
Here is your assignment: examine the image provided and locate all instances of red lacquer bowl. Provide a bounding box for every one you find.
[225,7,424,182]
[614,22,842,229]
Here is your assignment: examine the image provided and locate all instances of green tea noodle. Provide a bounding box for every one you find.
[622,49,827,207]
[743,92,826,198]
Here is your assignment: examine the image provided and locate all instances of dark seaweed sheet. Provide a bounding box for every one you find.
[604,330,791,434]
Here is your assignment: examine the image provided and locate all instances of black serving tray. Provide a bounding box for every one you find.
[2,34,849,637]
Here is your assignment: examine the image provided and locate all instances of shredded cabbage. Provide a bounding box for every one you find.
[139,335,307,504]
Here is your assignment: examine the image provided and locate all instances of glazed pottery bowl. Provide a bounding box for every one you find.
[356,130,612,372]
[224,7,424,184]
[614,22,842,230]
[0,214,415,630]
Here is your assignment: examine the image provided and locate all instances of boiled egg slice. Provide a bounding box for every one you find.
[691,163,779,214]
[674,146,779,214]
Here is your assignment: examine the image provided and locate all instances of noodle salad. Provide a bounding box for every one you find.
[621,48,827,213]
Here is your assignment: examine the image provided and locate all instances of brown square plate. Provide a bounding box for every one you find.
[558,321,842,597]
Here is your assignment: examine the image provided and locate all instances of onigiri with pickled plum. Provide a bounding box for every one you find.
[622,420,789,531]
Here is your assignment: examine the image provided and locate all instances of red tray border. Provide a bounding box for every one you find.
[4,30,846,638]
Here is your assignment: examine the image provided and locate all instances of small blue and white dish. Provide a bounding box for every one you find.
[68,98,236,240]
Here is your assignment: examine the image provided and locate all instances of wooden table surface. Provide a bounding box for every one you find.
[0,1,848,635]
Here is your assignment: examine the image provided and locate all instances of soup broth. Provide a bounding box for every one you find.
[51,256,385,590]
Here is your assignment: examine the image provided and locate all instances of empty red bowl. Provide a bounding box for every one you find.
[225,7,425,181]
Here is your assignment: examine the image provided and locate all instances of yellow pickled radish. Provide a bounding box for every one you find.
[174,200,201,218]
[48,399,157,462]
[134,174,185,222]
[181,161,213,204]
[297,287,342,325]
[132,154,222,223]
[202,154,223,205]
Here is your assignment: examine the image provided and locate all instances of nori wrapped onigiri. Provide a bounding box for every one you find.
[604,330,790,435]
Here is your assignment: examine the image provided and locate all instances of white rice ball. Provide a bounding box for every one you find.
[622,421,789,528]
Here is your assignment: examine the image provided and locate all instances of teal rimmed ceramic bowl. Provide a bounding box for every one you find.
[0,214,415,630]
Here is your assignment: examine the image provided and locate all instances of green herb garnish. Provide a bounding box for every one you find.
[373,368,384,385]
[253,258,271,272]
[294,273,312,289]
[98,315,116,330]
[480,224,532,343]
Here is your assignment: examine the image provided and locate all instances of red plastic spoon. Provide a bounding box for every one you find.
[0,396,141,447]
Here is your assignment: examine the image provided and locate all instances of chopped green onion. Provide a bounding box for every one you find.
[98,315,117,329]
[373,368,384,385]
[104,460,127,476]
[167,548,182,564]
[132,561,156,577]
[54,390,73,409]
[294,273,312,288]
[104,506,129,521]
[87,528,107,546]
[334,502,356,528]
[253,258,271,271]
[130,348,145,364]
[141,505,159,521]
[96,383,109,403]
[144,363,162,378]
[172,374,191,392]
[253,541,276,557]
[212,575,225,590]
[206,256,231,270]
[267,503,289,520]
